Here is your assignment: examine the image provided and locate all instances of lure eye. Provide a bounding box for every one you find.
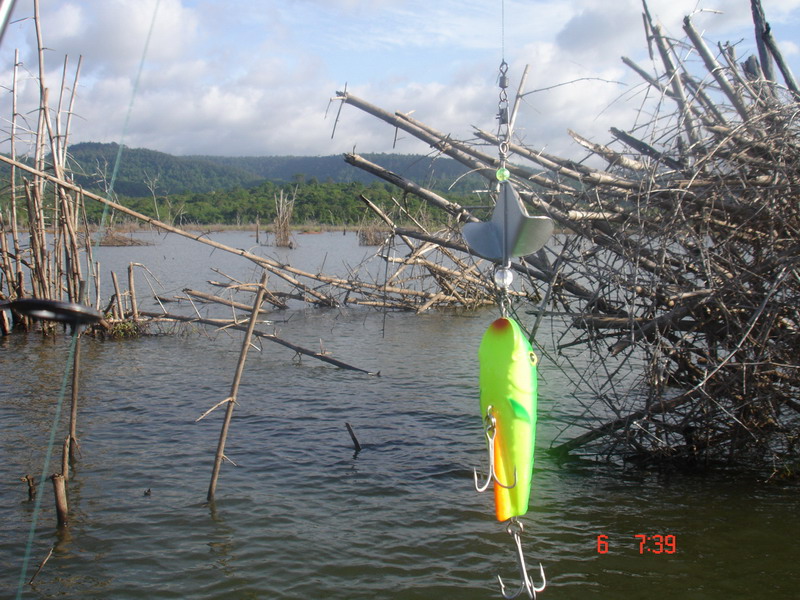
[529,352,538,366]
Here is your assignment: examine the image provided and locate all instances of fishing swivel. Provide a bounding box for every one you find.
[474,406,517,492]
[497,59,510,128]
[497,518,546,599]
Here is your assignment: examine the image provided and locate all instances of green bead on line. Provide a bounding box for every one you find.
[495,167,510,182]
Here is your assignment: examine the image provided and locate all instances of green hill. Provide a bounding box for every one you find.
[65,142,484,198]
[187,153,482,191]
[50,143,488,226]
[66,142,263,197]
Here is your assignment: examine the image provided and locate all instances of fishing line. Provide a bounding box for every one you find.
[500,0,505,62]
[460,4,552,595]
[14,1,162,594]
[15,328,79,598]
[95,0,162,243]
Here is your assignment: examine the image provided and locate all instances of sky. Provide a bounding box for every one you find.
[1,0,799,159]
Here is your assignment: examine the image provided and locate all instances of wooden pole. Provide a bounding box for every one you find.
[60,437,69,482]
[127,263,139,322]
[345,422,362,453]
[50,473,68,527]
[760,21,800,96]
[0,308,10,336]
[9,49,23,289]
[344,153,476,222]
[183,287,287,311]
[21,474,37,501]
[750,0,777,83]
[683,16,752,124]
[207,272,268,502]
[111,270,124,319]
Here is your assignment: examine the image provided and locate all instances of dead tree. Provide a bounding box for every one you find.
[273,187,296,248]
[332,0,800,475]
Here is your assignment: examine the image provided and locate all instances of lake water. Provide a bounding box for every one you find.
[1,231,798,599]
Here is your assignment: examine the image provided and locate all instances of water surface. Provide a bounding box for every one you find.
[1,232,797,599]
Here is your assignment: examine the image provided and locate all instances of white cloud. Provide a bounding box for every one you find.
[38,0,199,77]
[0,0,797,159]
[780,39,800,55]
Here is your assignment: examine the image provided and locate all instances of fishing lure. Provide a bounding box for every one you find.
[477,316,538,522]
[462,55,551,599]
[473,314,547,600]
[466,183,550,598]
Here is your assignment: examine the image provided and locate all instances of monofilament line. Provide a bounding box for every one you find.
[15,329,79,598]
[96,0,162,242]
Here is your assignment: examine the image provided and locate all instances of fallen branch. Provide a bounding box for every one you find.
[137,310,376,375]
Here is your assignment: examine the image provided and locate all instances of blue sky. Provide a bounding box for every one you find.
[1,0,799,158]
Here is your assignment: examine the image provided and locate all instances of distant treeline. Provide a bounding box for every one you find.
[63,142,482,195]
[37,142,485,225]
[108,179,455,226]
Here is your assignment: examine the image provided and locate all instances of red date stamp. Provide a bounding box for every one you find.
[597,534,677,554]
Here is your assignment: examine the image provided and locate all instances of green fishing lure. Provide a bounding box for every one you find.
[478,316,538,522]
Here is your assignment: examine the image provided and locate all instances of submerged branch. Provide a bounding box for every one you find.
[137,310,377,375]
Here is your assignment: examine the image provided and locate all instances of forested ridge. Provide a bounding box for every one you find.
[56,142,483,225]
[113,178,435,226]
[66,142,262,196]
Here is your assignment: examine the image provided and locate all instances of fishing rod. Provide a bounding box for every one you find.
[0,0,17,45]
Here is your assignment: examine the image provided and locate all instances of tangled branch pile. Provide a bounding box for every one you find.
[336,2,800,475]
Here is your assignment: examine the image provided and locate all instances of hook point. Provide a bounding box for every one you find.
[495,519,546,599]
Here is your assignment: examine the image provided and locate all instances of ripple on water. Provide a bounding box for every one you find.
[2,238,799,599]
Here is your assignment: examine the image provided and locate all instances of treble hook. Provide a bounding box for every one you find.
[474,406,517,492]
[497,519,546,599]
